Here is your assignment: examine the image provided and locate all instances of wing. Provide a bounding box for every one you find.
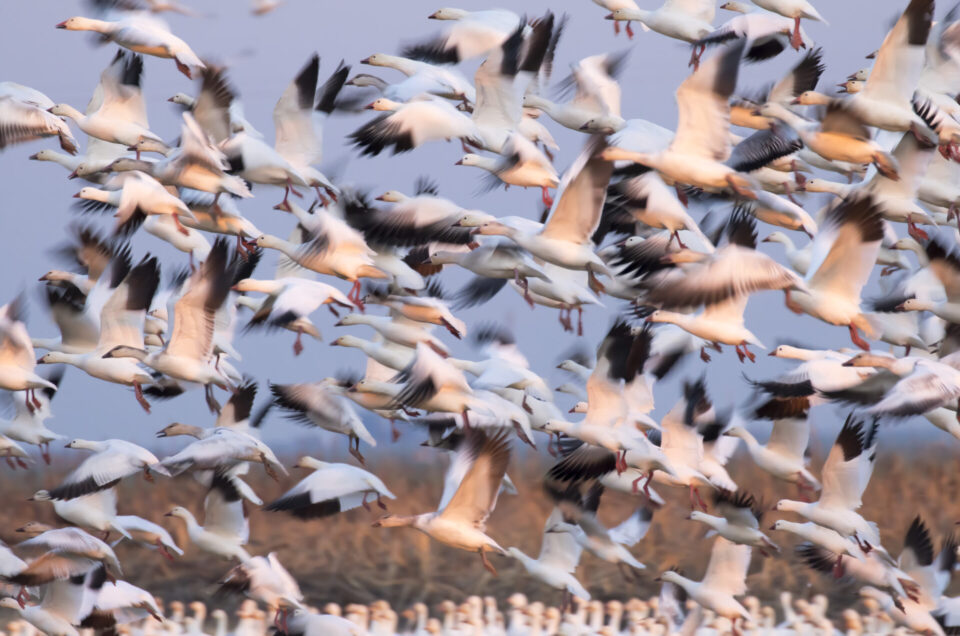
[438,430,511,530]
[97,256,159,351]
[767,48,825,105]
[700,536,751,595]
[765,416,810,460]
[805,195,884,302]
[48,449,140,500]
[537,508,583,573]
[608,507,654,547]
[540,137,612,243]
[203,472,249,542]
[166,239,232,361]
[818,416,873,510]
[273,54,323,167]
[669,41,743,161]
[861,0,933,105]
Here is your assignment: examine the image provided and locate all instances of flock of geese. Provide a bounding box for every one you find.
[7,0,960,634]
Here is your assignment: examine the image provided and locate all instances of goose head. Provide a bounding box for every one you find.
[454,153,485,167]
[108,158,151,174]
[75,186,111,203]
[599,146,651,166]
[841,352,894,368]
[345,74,387,89]
[896,297,932,312]
[722,425,751,441]
[773,500,803,515]
[606,8,646,21]
[762,231,791,246]
[687,510,713,524]
[470,221,514,237]
[28,150,58,162]
[329,335,365,349]
[15,521,54,535]
[375,190,407,202]
[293,456,326,470]
[655,570,685,586]
[164,506,192,520]
[791,91,830,106]
[55,17,103,31]
[644,309,671,324]
[36,352,70,365]
[580,116,625,135]
[428,8,469,20]
[231,278,278,294]
[168,93,194,106]
[0,598,22,611]
[365,98,401,112]
[370,513,416,528]
[254,234,283,250]
[156,422,205,439]
[64,439,98,451]
[568,401,588,414]
[72,163,102,180]
[719,1,751,13]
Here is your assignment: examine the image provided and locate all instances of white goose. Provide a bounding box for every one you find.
[606,0,715,50]
[657,537,753,626]
[0,369,63,464]
[0,297,58,411]
[405,8,525,64]
[265,457,395,519]
[360,53,476,103]
[373,429,511,575]
[46,438,168,501]
[0,92,77,155]
[749,0,827,48]
[270,380,377,463]
[776,416,883,551]
[49,52,165,154]
[457,132,559,205]
[111,515,183,561]
[38,255,160,413]
[56,14,204,78]
[76,171,196,236]
[506,507,589,602]
[351,96,481,157]
[689,490,779,554]
[783,194,886,350]
[165,483,250,562]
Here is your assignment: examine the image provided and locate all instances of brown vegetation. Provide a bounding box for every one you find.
[1,439,959,616]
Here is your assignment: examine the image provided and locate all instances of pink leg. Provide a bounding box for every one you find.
[626,22,634,38]
[41,441,50,465]
[848,324,870,351]
[541,186,554,207]
[790,16,803,49]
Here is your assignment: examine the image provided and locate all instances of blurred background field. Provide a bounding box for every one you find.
[1,440,957,619]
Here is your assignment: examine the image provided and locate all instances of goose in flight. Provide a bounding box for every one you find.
[0,297,58,413]
[265,457,395,519]
[373,429,511,575]
[46,439,168,501]
[506,507,589,606]
[689,489,780,555]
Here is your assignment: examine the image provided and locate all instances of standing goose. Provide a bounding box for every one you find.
[46,439,168,501]
[783,194,886,350]
[373,429,511,575]
[55,14,204,78]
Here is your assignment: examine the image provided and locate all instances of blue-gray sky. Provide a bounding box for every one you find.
[0,0,946,458]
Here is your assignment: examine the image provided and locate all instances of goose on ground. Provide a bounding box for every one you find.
[372,429,511,575]
[56,14,204,78]
[265,457,395,519]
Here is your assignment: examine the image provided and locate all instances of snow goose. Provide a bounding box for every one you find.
[456,132,559,205]
[330,334,415,372]
[360,53,476,103]
[270,380,376,463]
[117,113,251,201]
[823,0,932,133]
[545,483,650,578]
[233,277,354,354]
[758,102,900,178]
[776,416,883,551]
[783,194,885,350]
[49,52,165,155]
[0,93,77,155]
[103,239,239,410]
[56,14,204,78]
[336,313,448,355]
[725,399,819,492]
[0,577,91,636]
[601,42,763,198]
[265,457,395,518]
[11,525,123,585]
[403,8,525,64]
[272,54,348,202]
[761,231,811,273]
[0,297,58,411]
[159,427,286,481]
[111,515,182,561]
[606,0,715,51]
[472,137,612,276]
[76,171,196,236]
[82,571,165,628]
[167,65,253,144]
[165,498,249,562]
[470,13,555,152]
[258,199,387,308]
[28,488,130,541]
[0,368,63,464]
[507,507,589,603]
[428,242,549,305]
[363,287,466,339]
[142,215,211,267]
[218,553,303,630]
[696,8,814,68]
[859,586,944,635]
[38,254,160,412]
[373,429,511,575]
[749,0,827,48]
[346,187,474,251]
[46,438,168,500]
[350,95,482,157]
[689,490,779,555]
[656,537,753,626]
[523,52,627,134]
[643,211,804,361]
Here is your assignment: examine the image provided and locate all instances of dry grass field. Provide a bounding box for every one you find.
[1,438,959,618]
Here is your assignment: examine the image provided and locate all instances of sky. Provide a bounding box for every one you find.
[0,0,948,460]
